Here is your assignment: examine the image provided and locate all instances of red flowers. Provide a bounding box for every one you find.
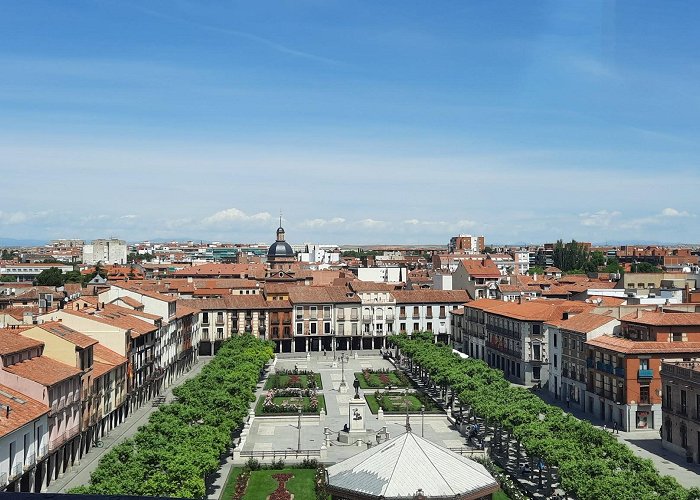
[269,473,294,500]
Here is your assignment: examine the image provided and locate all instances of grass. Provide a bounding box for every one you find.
[244,468,318,499]
[255,394,326,415]
[493,490,510,500]
[364,392,441,414]
[354,370,410,389]
[220,467,243,500]
[264,373,323,390]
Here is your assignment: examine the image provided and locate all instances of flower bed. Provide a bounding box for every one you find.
[364,390,442,414]
[354,369,411,389]
[264,371,323,390]
[256,388,326,415]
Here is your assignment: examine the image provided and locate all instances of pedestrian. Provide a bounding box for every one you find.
[603,423,607,432]
[566,395,570,408]
[613,421,619,434]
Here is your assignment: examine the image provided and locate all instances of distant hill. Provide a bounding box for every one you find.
[0,237,47,247]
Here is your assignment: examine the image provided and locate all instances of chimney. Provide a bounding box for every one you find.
[636,308,642,319]
[6,405,10,418]
[534,273,538,282]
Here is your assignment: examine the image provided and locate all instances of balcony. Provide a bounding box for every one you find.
[386,313,394,322]
[10,462,22,479]
[362,315,372,323]
[38,445,48,458]
[24,453,35,470]
[0,472,6,486]
[350,314,359,321]
[638,369,653,379]
[283,317,291,324]
[215,318,224,325]
[399,313,406,320]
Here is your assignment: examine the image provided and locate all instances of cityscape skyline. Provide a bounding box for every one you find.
[2,2,700,243]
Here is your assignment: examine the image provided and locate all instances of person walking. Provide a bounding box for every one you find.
[613,421,619,434]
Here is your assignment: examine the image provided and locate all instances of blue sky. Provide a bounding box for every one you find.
[1,1,699,245]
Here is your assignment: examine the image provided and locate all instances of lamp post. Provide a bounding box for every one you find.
[404,389,411,433]
[297,408,302,453]
[421,405,425,437]
[339,353,349,392]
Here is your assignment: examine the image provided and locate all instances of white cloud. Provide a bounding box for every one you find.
[202,208,271,225]
[357,218,386,229]
[579,210,621,227]
[660,207,690,217]
[120,214,137,219]
[299,217,346,228]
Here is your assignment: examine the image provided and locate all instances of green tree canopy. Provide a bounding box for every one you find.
[35,267,64,286]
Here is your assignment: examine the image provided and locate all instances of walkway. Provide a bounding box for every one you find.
[46,356,211,493]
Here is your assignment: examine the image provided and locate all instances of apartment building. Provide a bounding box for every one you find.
[584,310,700,431]
[452,259,502,300]
[0,331,82,492]
[82,238,127,266]
[0,383,49,493]
[546,313,620,406]
[392,290,469,345]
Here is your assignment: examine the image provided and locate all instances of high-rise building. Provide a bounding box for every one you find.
[83,238,127,265]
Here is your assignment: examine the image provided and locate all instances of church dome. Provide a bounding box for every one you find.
[267,225,295,259]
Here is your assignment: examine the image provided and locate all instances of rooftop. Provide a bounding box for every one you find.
[0,384,49,436]
[4,356,81,386]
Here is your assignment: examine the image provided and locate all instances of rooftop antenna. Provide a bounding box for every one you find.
[279,211,282,228]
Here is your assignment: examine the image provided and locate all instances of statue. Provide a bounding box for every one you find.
[353,408,363,421]
[353,378,361,399]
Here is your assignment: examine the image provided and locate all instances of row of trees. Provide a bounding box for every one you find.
[390,334,698,500]
[71,335,274,498]
[35,264,107,287]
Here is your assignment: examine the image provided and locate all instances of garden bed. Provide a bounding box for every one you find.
[364,390,442,414]
[265,371,323,390]
[223,465,327,500]
[354,369,411,389]
[255,388,326,415]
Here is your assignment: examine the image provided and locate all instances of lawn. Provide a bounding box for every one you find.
[354,370,411,389]
[255,394,326,415]
[264,372,323,390]
[244,468,318,499]
[364,391,441,414]
[221,467,327,499]
[493,490,510,500]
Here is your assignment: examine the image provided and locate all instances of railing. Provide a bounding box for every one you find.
[239,449,320,459]
[24,453,35,470]
[39,445,48,458]
[215,318,224,325]
[386,313,394,321]
[639,397,651,405]
[638,369,653,379]
[399,314,406,320]
[350,314,358,321]
[362,315,372,322]
[660,362,700,383]
[0,472,6,486]
[283,317,291,324]
[11,463,22,478]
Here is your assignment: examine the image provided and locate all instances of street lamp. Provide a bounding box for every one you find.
[421,405,425,437]
[297,408,302,452]
[339,353,349,392]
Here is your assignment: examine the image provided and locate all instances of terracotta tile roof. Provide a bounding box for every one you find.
[546,312,617,333]
[60,308,158,338]
[184,294,272,311]
[391,290,470,304]
[4,356,81,386]
[109,283,177,303]
[544,266,562,273]
[621,310,700,326]
[0,306,41,320]
[459,259,502,278]
[586,335,700,354]
[585,296,627,307]
[0,384,49,435]
[194,278,259,289]
[36,322,98,349]
[466,298,592,322]
[192,288,229,297]
[498,284,538,294]
[451,307,465,315]
[93,343,127,367]
[349,281,403,293]
[102,304,161,321]
[92,360,113,378]
[114,296,144,309]
[0,329,44,355]
[172,263,262,277]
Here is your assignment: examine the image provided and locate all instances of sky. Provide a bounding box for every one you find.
[1,1,700,245]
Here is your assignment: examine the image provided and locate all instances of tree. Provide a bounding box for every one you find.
[35,267,64,286]
[529,266,545,276]
[63,270,84,284]
[553,240,590,272]
[631,262,662,273]
[0,275,16,282]
[604,257,624,275]
[1,249,14,260]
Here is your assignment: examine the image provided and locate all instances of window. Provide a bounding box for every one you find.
[413,322,419,332]
[351,323,358,335]
[324,322,331,334]
[664,385,672,408]
[310,307,317,320]
[323,306,331,319]
[310,323,317,334]
[216,328,223,339]
[533,366,541,380]
[400,323,406,332]
[673,332,683,342]
[413,306,419,317]
[296,323,303,335]
[681,390,687,415]
[532,324,541,335]
[338,324,345,335]
[553,334,558,348]
[400,306,406,317]
[640,359,649,370]
[296,306,303,320]
[216,312,224,324]
[532,343,541,361]
[553,354,558,368]
[202,312,209,324]
[426,322,432,331]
